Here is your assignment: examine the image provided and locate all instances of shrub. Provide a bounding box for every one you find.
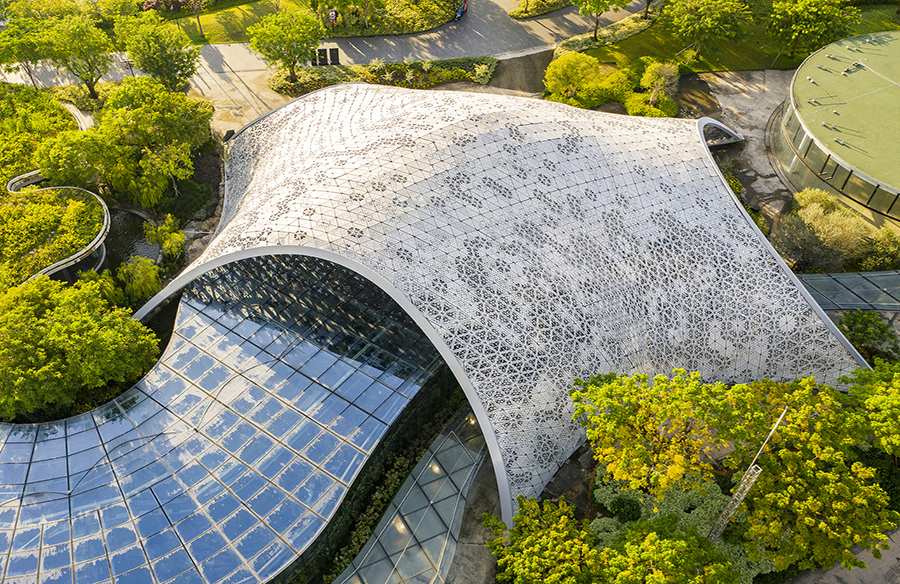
[0,189,104,293]
[623,91,679,116]
[608,495,641,522]
[270,56,498,97]
[838,310,900,363]
[0,83,78,187]
[510,0,572,18]
[555,7,658,56]
[770,188,877,273]
[117,255,162,305]
[544,52,603,100]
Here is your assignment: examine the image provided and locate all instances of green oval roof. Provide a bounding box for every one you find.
[792,31,900,192]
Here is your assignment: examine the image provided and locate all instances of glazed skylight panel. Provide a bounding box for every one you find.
[0,255,442,584]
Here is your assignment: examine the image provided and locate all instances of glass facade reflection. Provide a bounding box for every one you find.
[771,103,899,220]
[334,409,486,584]
[799,271,900,312]
[0,255,444,584]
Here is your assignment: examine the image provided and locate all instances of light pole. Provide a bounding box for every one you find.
[708,404,790,542]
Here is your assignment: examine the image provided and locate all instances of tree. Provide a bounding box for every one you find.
[641,61,678,108]
[183,0,207,37]
[117,255,161,304]
[599,517,739,584]
[0,17,52,88]
[570,370,725,493]
[0,276,158,420]
[664,0,751,58]
[144,214,186,259]
[716,377,898,571]
[248,10,326,83]
[857,227,900,272]
[4,0,76,18]
[838,310,900,364]
[36,77,213,208]
[768,0,860,56]
[544,52,602,101]
[571,0,628,41]
[770,188,875,273]
[484,496,604,584]
[118,12,201,91]
[47,15,114,99]
[572,370,900,572]
[844,361,900,463]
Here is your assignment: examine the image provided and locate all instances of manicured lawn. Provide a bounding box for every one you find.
[166,0,307,45]
[852,5,900,34]
[165,0,457,45]
[585,4,900,72]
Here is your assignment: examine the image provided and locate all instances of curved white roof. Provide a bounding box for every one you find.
[143,83,864,523]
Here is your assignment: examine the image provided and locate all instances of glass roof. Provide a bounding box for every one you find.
[798,271,900,312]
[0,255,443,584]
[335,409,485,584]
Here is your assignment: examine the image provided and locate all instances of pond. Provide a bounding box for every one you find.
[103,209,160,274]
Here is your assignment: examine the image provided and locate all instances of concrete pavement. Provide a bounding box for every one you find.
[1,0,642,135]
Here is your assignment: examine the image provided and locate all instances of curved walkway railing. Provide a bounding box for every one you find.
[6,170,111,284]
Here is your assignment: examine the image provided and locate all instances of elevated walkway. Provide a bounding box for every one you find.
[799,271,900,316]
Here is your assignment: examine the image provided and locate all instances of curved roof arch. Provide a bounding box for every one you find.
[135,245,514,523]
[139,84,862,523]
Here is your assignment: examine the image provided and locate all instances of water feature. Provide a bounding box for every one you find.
[103,209,160,274]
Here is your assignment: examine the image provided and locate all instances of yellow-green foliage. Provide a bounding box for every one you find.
[545,54,679,116]
[571,370,725,493]
[485,495,740,584]
[0,83,77,187]
[573,369,900,572]
[770,188,893,273]
[484,496,604,583]
[510,0,572,19]
[0,188,104,293]
[144,214,186,259]
[116,255,161,305]
[0,276,159,421]
[270,56,498,96]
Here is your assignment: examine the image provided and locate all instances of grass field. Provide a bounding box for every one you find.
[165,0,456,44]
[166,0,306,44]
[585,4,900,73]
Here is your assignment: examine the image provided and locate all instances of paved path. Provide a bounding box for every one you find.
[1,0,642,135]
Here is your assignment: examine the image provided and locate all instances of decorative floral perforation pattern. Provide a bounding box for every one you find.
[198,84,861,508]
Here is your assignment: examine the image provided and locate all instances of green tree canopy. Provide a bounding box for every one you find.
[570,370,726,492]
[36,77,213,208]
[47,15,114,99]
[570,0,628,40]
[838,310,900,364]
[0,188,104,293]
[717,377,898,571]
[768,0,860,56]
[572,370,900,572]
[0,17,52,88]
[770,188,880,273]
[0,275,158,420]
[641,61,679,108]
[248,10,327,83]
[844,360,900,460]
[118,11,201,91]
[484,496,604,584]
[664,0,751,58]
[599,516,739,584]
[117,255,161,305]
[144,214,186,259]
[544,52,602,100]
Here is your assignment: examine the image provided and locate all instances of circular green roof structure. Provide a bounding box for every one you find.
[792,31,900,192]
